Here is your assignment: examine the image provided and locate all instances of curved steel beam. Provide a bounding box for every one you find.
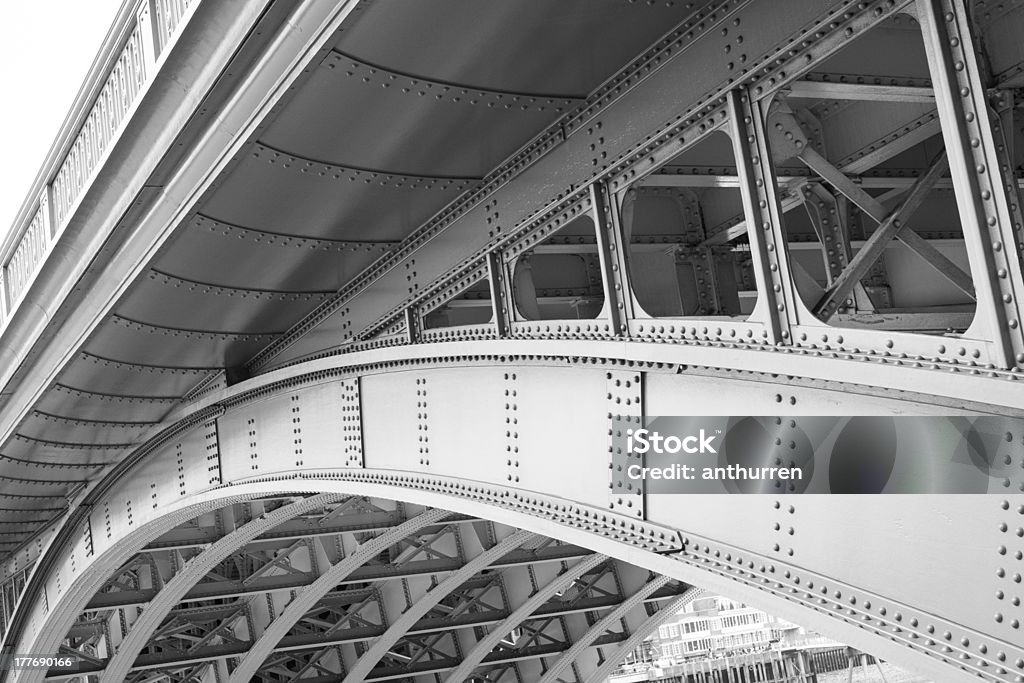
[147,269,334,301]
[583,588,704,683]
[254,142,481,188]
[338,528,536,683]
[0,452,110,470]
[11,435,133,452]
[109,314,285,341]
[326,49,588,103]
[227,507,453,682]
[99,492,345,683]
[30,410,158,429]
[78,350,219,375]
[443,552,607,682]
[192,213,400,253]
[537,574,677,683]
[52,382,180,404]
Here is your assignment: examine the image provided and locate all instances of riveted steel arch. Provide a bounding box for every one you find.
[2,0,1024,680]
[1,346,1020,682]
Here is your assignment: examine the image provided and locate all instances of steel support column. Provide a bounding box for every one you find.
[728,89,796,343]
[917,0,1024,369]
[591,182,635,335]
[486,251,512,338]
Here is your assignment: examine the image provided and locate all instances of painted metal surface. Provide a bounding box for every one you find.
[0,346,1017,681]
[0,0,1022,680]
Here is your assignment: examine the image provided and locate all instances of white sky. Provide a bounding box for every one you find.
[0,1,123,237]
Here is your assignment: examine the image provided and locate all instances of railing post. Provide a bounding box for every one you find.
[917,0,1024,369]
[136,0,161,70]
[38,185,55,239]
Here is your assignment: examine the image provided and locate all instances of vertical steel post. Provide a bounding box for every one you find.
[728,90,797,344]
[591,182,636,335]
[486,251,512,337]
[917,0,1024,369]
[403,307,420,344]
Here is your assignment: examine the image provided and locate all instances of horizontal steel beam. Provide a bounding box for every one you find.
[57,590,650,679]
[86,543,591,611]
[785,80,935,103]
[143,511,479,551]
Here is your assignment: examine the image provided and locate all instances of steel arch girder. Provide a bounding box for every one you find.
[582,589,706,683]
[98,492,346,683]
[442,553,608,681]
[225,507,454,682]
[536,574,676,683]
[334,529,536,683]
[67,566,650,680]
[4,348,1024,683]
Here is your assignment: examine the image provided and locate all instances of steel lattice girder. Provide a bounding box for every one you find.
[53,496,688,682]
[11,352,1020,683]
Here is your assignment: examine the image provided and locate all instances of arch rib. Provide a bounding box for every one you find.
[98,492,345,683]
[227,507,453,682]
[583,588,705,683]
[338,529,536,683]
[443,552,607,682]
[538,574,677,683]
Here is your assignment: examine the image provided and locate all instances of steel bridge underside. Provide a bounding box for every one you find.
[0,0,1023,682]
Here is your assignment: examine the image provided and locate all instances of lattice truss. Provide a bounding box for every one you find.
[414,1,1024,361]
[52,495,690,682]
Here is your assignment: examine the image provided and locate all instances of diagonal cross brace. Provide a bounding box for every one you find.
[799,147,975,306]
[442,553,607,681]
[227,508,454,682]
[340,529,536,683]
[812,152,966,319]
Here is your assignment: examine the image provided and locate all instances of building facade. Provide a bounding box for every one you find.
[652,596,797,664]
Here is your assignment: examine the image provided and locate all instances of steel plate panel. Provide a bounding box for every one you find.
[360,371,427,474]
[116,274,327,336]
[335,0,699,96]
[282,382,348,471]
[218,390,311,478]
[414,367,508,486]
[84,317,274,369]
[156,219,385,294]
[33,386,173,424]
[201,149,472,241]
[57,356,211,400]
[18,411,153,447]
[261,65,565,178]
[512,366,607,508]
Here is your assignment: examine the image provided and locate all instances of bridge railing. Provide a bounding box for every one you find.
[0,0,196,324]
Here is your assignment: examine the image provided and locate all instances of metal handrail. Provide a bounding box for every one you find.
[0,0,196,322]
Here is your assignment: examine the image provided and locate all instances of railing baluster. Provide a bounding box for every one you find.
[1,0,195,330]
